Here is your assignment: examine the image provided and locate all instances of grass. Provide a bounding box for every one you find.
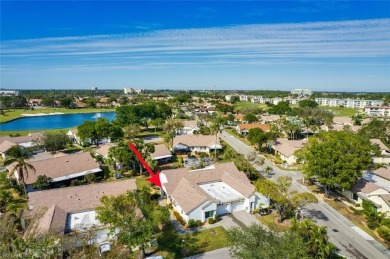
[136,176,151,190]
[325,198,390,248]
[257,213,292,232]
[234,102,267,113]
[321,106,361,117]
[156,224,231,258]
[0,107,115,123]
[0,128,71,137]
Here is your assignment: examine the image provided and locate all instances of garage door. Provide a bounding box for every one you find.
[217,204,230,215]
[231,201,244,212]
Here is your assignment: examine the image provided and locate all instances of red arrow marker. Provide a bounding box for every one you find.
[128,143,162,188]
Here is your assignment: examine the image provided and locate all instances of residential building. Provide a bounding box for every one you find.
[172,135,222,154]
[0,140,17,158]
[364,106,390,117]
[160,162,270,223]
[370,139,389,156]
[270,138,308,165]
[0,132,44,157]
[124,87,136,94]
[0,90,19,96]
[291,89,312,96]
[239,95,250,102]
[176,120,200,135]
[28,99,43,107]
[66,128,110,145]
[236,123,270,136]
[259,115,280,123]
[151,144,173,164]
[25,179,136,239]
[7,152,101,192]
[315,98,383,108]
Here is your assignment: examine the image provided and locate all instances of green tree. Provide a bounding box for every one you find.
[4,145,26,158]
[96,189,170,258]
[109,124,124,142]
[247,128,267,150]
[32,175,52,190]
[124,124,141,140]
[291,218,336,259]
[60,97,73,108]
[359,119,390,143]
[77,117,112,146]
[4,157,36,198]
[228,223,310,259]
[244,113,258,123]
[296,131,376,196]
[268,101,291,115]
[41,131,70,153]
[264,165,273,177]
[255,176,317,222]
[163,119,184,149]
[299,100,319,108]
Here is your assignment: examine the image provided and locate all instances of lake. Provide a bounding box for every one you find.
[0,112,116,131]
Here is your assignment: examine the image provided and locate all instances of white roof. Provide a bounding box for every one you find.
[199,181,245,203]
[67,210,102,232]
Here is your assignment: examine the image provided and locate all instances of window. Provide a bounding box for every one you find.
[353,193,358,201]
[204,210,214,219]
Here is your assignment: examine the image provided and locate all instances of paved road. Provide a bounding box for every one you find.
[221,130,390,259]
[185,247,231,259]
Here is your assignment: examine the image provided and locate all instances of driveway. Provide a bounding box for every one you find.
[185,247,232,259]
[230,211,259,227]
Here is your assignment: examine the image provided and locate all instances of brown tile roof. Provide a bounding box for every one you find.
[27,179,137,235]
[333,117,353,125]
[94,143,116,158]
[162,162,254,213]
[183,120,199,128]
[173,134,220,148]
[380,194,390,208]
[370,139,388,151]
[373,168,390,181]
[260,115,280,122]
[272,138,307,157]
[0,132,43,145]
[234,114,244,121]
[238,123,270,132]
[151,144,172,159]
[0,140,17,153]
[351,179,381,194]
[7,152,100,185]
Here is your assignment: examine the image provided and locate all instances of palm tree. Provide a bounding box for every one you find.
[4,157,36,198]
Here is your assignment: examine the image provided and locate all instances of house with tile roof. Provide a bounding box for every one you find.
[7,152,101,192]
[25,179,136,241]
[0,132,44,157]
[172,134,222,155]
[236,123,270,136]
[151,144,173,164]
[176,120,200,135]
[94,143,117,158]
[160,162,269,223]
[270,138,308,165]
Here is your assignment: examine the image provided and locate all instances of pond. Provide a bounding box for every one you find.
[0,112,116,131]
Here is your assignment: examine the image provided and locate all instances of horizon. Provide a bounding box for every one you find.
[1,1,389,91]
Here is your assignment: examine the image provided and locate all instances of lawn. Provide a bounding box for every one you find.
[321,106,360,117]
[0,107,115,123]
[156,224,231,258]
[257,213,292,232]
[0,128,71,137]
[136,176,151,190]
[234,102,267,113]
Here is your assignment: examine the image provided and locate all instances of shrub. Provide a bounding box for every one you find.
[355,203,361,207]
[214,214,220,222]
[196,220,202,227]
[187,219,197,229]
[207,218,215,224]
[198,152,209,158]
[173,211,186,226]
[168,203,173,210]
[377,226,390,242]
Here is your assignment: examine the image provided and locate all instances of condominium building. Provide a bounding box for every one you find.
[364,106,390,117]
[315,98,383,108]
[291,89,312,96]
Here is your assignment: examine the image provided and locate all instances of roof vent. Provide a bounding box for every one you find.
[77,198,80,201]
[69,195,72,198]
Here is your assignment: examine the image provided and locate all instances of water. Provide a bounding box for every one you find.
[0,112,116,131]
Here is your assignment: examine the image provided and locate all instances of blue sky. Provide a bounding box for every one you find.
[1,1,389,92]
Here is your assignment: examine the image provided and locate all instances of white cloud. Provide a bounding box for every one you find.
[1,18,389,70]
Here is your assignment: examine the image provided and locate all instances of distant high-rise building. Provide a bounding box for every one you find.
[291,89,312,96]
[124,88,144,94]
[91,86,98,91]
